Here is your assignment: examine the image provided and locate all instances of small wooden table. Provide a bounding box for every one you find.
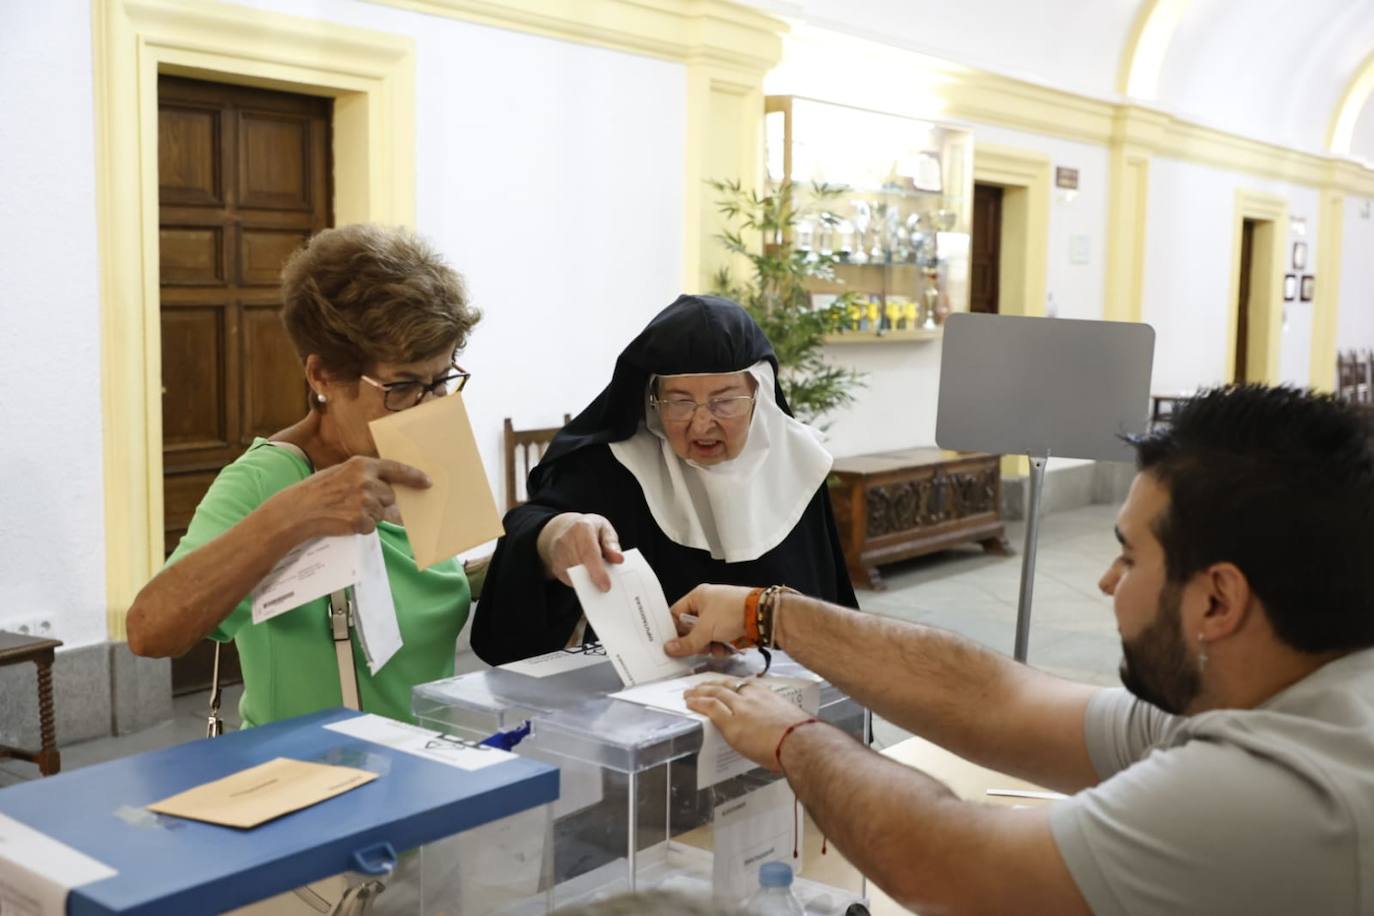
[0,631,62,776]
[828,448,1010,590]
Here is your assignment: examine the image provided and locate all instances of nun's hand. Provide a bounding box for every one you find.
[537,512,624,591]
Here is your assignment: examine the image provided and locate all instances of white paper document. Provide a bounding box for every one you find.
[251,533,402,674]
[499,645,608,679]
[713,780,800,902]
[351,532,402,674]
[251,534,363,624]
[0,813,117,916]
[613,672,821,789]
[567,549,691,687]
[325,714,512,772]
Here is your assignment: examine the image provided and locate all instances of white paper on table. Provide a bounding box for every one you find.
[325,714,511,772]
[566,549,690,687]
[712,780,800,903]
[612,672,821,789]
[351,532,402,674]
[0,812,117,916]
[499,645,608,679]
[251,534,364,624]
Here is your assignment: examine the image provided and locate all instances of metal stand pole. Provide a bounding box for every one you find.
[1013,454,1049,663]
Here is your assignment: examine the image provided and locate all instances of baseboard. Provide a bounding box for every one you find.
[1002,460,1135,520]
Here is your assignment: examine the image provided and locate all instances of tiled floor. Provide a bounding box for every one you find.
[0,502,1126,782]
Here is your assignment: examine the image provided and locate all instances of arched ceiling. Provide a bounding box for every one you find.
[741,0,1374,161]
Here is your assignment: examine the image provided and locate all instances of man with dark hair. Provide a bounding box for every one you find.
[666,385,1374,915]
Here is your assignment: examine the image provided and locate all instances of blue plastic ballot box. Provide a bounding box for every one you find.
[412,652,868,912]
[0,708,559,915]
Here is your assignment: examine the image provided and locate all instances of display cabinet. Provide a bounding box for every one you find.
[764,95,974,342]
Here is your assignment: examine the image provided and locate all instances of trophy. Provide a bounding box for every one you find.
[850,201,871,265]
[795,218,816,256]
[836,219,856,263]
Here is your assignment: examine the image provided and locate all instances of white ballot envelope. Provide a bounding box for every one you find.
[251,532,402,674]
[566,548,691,687]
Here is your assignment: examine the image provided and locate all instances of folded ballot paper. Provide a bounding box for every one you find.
[567,549,820,789]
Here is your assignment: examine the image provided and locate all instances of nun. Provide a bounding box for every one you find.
[473,294,858,664]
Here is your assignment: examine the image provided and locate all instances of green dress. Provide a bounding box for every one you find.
[168,438,469,727]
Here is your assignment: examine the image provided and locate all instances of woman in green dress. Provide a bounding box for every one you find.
[128,224,481,727]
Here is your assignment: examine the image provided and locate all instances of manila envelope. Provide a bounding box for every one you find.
[369,391,504,570]
[146,757,378,829]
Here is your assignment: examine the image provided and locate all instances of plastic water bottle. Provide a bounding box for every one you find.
[744,861,806,915]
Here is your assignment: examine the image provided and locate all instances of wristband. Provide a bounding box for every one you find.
[774,717,821,772]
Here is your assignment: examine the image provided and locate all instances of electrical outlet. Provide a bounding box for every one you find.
[7,615,54,637]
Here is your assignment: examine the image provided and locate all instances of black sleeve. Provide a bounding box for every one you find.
[471,447,628,665]
[819,485,861,610]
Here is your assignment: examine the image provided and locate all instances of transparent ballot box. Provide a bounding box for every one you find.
[413,651,868,912]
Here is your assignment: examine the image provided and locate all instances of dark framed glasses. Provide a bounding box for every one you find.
[360,362,470,411]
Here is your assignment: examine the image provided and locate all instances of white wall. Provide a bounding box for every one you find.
[1338,197,1374,356]
[233,0,687,515]
[0,0,685,646]
[0,0,107,646]
[1142,157,1319,394]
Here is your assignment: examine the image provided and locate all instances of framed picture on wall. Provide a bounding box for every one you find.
[1284,273,1298,301]
[1300,274,1315,302]
[1292,241,1308,271]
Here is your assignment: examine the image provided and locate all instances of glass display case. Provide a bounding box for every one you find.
[413,650,868,913]
[764,95,974,341]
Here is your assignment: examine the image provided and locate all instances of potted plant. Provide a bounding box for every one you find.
[709,178,866,427]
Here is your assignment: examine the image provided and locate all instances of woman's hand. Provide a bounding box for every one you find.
[279,456,431,538]
[537,512,624,590]
[664,584,752,656]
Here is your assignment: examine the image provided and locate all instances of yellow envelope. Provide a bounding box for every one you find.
[369,392,505,570]
[147,757,377,829]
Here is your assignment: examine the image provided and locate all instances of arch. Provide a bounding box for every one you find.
[1116,0,1191,99]
[1327,49,1374,156]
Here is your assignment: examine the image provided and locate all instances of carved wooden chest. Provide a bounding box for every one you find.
[828,448,1009,591]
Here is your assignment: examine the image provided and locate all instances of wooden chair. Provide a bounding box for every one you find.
[503,415,571,512]
[1337,350,1372,403]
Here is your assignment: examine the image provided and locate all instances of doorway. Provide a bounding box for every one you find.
[970,183,1004,314]
[1233,219,1256,381]
[158,75,332,693]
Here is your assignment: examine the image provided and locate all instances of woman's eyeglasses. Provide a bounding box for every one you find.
[650,394,755,423]
[360,363,470,411]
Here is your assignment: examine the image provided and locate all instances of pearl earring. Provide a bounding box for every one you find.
[316,393,327,404]
[1197,634,1208,672]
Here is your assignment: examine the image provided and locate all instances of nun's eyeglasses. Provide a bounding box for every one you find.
[651,394,756,423]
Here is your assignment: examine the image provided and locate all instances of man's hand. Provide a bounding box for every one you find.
[665,584,753,657]
[683,680,816,771]
[536,512,624,589]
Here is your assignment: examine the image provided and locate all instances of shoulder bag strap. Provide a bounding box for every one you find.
[329,587,362,710]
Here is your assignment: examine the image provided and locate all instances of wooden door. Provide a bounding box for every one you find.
[158,76,332,692]
[1234,219,1256,382]
[970,183,1003,314]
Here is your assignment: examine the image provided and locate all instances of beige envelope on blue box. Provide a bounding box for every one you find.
[368,392,504,570]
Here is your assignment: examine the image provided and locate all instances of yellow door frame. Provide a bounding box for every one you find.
[973,144,1051,477]
[1225,190,1288,384]
[93,0,416,638]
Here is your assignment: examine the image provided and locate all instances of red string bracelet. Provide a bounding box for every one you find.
[774,717,821,771]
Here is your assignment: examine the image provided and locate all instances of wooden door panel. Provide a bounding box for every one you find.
[238,112,312,211]
[159,75,331,695]
[159,226,225,286]
[158,105,223,207]
[241,306,307,441]
[239,227,310,286]
[970,183,1002,315]
[161,306,229,452]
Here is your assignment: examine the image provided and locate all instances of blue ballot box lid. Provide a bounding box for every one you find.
[0,708,558,915]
